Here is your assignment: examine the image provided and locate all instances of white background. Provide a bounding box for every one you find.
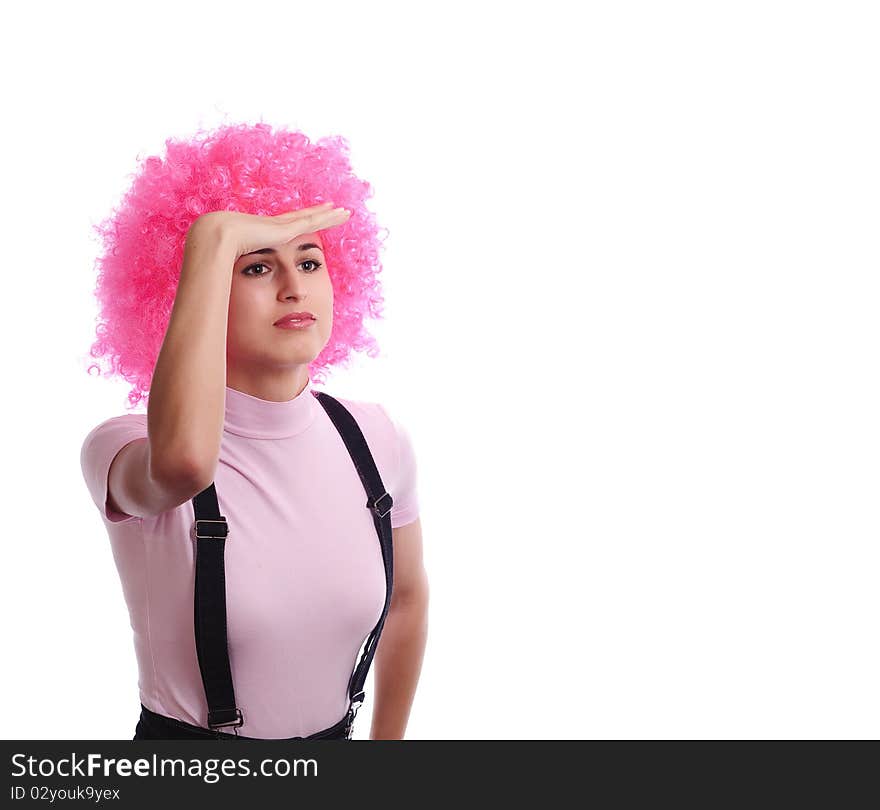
[1,0,877,739]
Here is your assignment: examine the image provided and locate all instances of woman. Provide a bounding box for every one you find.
[79,122,429,740]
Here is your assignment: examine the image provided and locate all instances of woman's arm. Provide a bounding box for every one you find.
[147,222,236,486]
[370,517,429,740]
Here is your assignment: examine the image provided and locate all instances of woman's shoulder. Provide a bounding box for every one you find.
[314,388,395,434]
[312,390,419,526]
[81,411,148,449]
[312,389,415,458]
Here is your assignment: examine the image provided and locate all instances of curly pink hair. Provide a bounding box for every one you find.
[86,120,389,410]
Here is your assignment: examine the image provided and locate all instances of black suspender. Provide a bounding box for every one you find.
[190,390,394,738]
[191,487,240,730]
[317,392,395,716]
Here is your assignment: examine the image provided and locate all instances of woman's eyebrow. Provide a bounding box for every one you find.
[241,243,324,257]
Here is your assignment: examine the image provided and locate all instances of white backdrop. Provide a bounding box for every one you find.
[1,0,877,739]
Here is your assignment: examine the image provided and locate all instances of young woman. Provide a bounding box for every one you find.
[79,122,429,740]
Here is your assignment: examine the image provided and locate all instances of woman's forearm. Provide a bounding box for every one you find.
[370,592,429,740]
[147,223,236,486]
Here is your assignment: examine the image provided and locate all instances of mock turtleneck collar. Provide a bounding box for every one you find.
[223,377,320,439]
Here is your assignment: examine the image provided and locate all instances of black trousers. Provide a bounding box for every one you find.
[132,703,353,740]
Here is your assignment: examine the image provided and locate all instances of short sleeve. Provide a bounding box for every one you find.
[378,405,420,529]
[80,414,149,525]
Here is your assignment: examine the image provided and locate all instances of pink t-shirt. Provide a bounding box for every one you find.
[79,376,419,738]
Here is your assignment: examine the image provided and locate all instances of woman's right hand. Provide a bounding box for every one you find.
[189,202,351,260]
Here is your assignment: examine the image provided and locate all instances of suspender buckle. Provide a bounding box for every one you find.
[366,492,393,519]
[208,707,243,731]
[194,519,229,539]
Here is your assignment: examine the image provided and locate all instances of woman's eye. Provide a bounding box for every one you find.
[242,259,323,276]
[242,262,270,276]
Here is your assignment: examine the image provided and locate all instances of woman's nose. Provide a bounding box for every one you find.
[277,268,307,296]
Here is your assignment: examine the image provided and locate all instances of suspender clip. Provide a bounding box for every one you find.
[208,707,243,731]
[345,691,366,740]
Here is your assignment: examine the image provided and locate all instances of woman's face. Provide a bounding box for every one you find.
[226,231,333,396]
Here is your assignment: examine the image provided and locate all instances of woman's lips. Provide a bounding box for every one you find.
[274,317,316,330]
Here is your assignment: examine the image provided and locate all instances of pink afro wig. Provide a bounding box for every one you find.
[86,120,389,410]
